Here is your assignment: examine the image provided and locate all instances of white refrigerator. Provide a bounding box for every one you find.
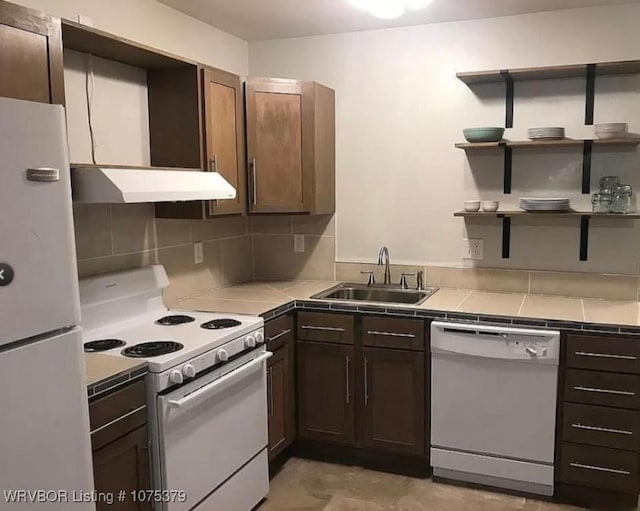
[0,98,95,510]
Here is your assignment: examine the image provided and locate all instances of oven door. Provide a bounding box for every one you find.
[157,349,271,511]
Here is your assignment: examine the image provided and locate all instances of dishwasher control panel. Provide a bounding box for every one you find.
[431,322,561,364]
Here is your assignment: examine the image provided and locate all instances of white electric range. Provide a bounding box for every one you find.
[80,265,271,511]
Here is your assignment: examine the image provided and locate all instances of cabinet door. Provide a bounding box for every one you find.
[93,426,151,511]
[203,67,246,216]
[297,341,355,445]
[0,0,64,104]
[246,78,312,213]
[267,345,294,460]
[361,347,425,456]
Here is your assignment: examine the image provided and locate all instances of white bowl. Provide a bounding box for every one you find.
[464,200,481,212]
[595,122,628,139]
[481,201,500,212]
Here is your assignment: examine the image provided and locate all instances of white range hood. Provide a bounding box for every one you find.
[71,165,236,203]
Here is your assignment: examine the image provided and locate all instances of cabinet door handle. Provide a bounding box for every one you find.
[572,423,633,436]
[367,330,416,339]
[575,351,637,361]
[210,156,218,173]
[345,356,351,404]
[208,156,218,214]
[574,386,635,397]
[268,367,274,417]
[570,462,631,476]
[268,329,292,343]
[301,325,346,333]
[251,158,257,205]
[364,357,369,405]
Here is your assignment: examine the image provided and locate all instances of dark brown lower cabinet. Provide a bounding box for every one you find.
[361,347,425,456]
[93,426,151,511]
[297,340,355,445]
[268,344,295,460]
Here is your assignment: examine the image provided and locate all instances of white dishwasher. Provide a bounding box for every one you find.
[430,321,560,496]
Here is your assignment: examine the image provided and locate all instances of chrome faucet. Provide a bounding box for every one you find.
[378,246,391,285]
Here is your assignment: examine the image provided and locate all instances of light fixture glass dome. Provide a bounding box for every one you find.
[348,0,432,19]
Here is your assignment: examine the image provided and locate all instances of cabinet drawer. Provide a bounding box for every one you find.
[297,312,354,345]
[560,442,639,493]
[89,380,147,451]
[362,317,424,351]
[564,369,640,410]
[563,403,640,451]
[567,334,640,374]
[266,314,294,352]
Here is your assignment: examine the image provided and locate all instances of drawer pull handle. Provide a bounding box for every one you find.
[575,351,637,361]
[573,386,635,397]
[570,462,631,476]
[301,325,346,333]
[90,405,146,435]
[268,328,292,343]
[367,331,416,339]
[572,423,633,436]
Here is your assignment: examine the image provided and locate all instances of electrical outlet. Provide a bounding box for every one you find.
[463,239,484,260]
[194,242,204,264]
[294,235,305,253]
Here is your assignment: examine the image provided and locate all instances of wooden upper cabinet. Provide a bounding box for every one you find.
[203,67,246,216]
[246,78,335,214]
[0,0,64,104]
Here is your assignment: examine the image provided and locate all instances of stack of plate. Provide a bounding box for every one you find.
[527,127,565,140]
[520,197,571,212]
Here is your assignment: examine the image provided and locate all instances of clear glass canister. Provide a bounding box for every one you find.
[612,185,634,214]
[600,176,621,191]
[592,193,612,213]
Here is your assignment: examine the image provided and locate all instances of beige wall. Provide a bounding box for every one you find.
[249,3,640,275]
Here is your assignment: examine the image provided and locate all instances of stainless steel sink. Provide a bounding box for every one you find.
[311,283,438,306]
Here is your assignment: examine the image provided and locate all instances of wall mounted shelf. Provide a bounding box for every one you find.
[455,211,640,261]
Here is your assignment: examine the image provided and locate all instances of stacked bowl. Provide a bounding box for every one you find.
[528,127,565,140]
[595,123,628,140]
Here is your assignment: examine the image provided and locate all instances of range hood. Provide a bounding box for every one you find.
[71,165,236,203]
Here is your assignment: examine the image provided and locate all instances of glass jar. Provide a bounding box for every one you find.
[592,193,612,213]
[600,176,621,191]
[612,185,634,214]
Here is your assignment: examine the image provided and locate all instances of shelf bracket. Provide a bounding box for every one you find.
[503,145,512,194]
[582,140,593,194]
[580,216,590,261]
[585,64,596,126]
[501,70,514,129]
[500,215,511,259]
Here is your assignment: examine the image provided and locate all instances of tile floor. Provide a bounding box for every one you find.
[258,457,612,511]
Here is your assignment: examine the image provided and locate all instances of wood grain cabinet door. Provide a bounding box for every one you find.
[202,67,246,216]
[297,341,355,445]
[267,344,295,460]
[246,78,312,213]
[361,347,425,456]
[0,0,64,104]
[92,426,151,511]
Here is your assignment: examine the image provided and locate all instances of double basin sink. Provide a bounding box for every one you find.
[311,283,439,306]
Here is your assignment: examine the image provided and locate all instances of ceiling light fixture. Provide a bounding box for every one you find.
[349,0,432,19]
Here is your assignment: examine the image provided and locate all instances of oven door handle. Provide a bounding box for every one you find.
[167,352,273,409]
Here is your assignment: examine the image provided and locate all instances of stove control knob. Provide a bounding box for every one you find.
[255,331,265,345]
[182,364,196,378]
[217,349,229,362]
[245,335,256,348]
[169,370,183,385]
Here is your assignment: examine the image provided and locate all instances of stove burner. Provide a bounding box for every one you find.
[200,318,242,330]
[122,341,184,358]
[156,315,195,326]
[84,339,126,352]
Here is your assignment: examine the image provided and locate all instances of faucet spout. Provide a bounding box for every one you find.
[377,246,391,285]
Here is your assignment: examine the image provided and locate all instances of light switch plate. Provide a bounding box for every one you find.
[194,242,204,264]
[294,235,305,253]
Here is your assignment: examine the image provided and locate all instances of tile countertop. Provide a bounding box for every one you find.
[85,353,148,397]
[175,280,640,328]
